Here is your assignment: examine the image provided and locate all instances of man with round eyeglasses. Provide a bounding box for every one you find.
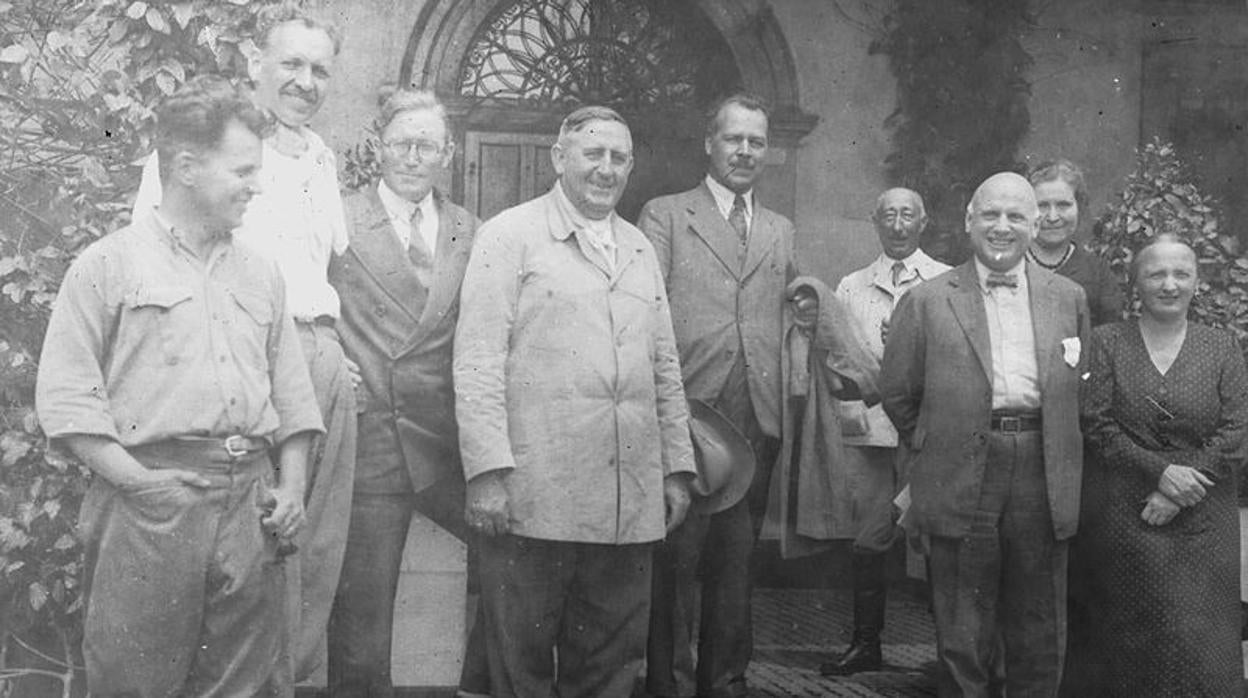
[327,87,484,697]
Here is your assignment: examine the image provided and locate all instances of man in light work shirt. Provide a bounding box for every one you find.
[454,105,696,697]
[36,76,323,697]
[131,7,356,684]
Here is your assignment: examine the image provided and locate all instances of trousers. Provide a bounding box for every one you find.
[277,322,358,686]
[78,444,284,698]
[928,430,1067,698]
[478,534,653,698]
[327,475,469,696]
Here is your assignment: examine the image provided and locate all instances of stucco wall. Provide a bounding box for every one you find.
[770,0,895,287]
[307,0,1248,281]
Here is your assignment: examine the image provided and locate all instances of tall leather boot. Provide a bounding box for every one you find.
[820,552,886,676]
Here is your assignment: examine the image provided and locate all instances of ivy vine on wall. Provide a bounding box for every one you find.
[869,0,1035,264]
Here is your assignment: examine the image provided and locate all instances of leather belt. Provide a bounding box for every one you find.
[171,434,270,459]
[989,412,1042,433]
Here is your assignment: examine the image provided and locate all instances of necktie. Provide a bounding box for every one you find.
[407,206,433,287]
[890,260,907,288]
[729,194,749,258]
[985,271,1018,290]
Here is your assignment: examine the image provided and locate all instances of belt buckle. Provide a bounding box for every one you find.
[223,434,250,458]
[998,416,1022,433]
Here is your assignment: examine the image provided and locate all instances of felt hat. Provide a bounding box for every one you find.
[686,398,756,515]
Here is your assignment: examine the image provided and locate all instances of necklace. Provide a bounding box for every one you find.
[1028,243,1073,270]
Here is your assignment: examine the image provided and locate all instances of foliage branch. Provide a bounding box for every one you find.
[1090,138,1248,354]
[0,0,286,694]
[870,0,1034,264]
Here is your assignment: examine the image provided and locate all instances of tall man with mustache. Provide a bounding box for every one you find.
[132,7,357,689]
[640,93,796,698]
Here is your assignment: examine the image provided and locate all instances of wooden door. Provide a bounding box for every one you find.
[464,131,557,222]
[464,128,705,224]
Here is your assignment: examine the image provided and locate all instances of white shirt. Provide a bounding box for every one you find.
[377,180,439,256]
[974,258,1041,411]
[704,174,753,231]
[133,128,349,321]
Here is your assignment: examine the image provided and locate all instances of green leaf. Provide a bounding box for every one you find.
[125,1,148,20]
[29,581,48,611]
[0,44,29,64]
[171,2,195,29]
[52,534,76,551]
[146,6,170,34]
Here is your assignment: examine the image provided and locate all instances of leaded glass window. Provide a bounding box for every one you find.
[459,0,738,108]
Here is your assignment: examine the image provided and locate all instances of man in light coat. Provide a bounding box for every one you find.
[640,92,794,698]
[454,105,696,697]
[881,172,1090,697]
[821,188,949,676]
[327,88,483,696]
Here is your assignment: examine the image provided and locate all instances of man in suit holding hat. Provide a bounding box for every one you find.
[326,88,482,695]
[639,92,795,698]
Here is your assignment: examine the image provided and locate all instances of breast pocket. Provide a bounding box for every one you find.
[228,289,275,371]
[125,285,194,366]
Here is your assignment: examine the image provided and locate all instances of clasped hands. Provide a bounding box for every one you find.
[1140,464,1215,527]
[464,469,693,536]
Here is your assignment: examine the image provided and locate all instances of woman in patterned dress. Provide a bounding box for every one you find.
[1075,234,1248,696]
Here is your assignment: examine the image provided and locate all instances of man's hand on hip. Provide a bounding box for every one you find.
[466,469,512,537]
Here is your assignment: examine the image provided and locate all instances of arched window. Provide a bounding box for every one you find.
[457,0,739,108]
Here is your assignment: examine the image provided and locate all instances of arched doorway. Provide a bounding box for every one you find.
[400,0,817,222]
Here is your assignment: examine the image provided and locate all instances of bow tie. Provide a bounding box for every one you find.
[985,272,1018,289]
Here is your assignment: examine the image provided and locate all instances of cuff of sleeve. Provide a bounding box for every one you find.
[273,421,325,446]
[39,414,121,444]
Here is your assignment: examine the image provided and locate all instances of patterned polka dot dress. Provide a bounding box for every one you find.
[1072,320,1248,697]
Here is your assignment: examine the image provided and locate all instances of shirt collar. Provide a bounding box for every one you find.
[551,181,617,241]
[973,256,1027,293]
[377,178,434,220]
[704,174,752,221]
[149,206,232,262]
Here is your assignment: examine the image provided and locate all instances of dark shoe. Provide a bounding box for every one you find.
[820,633,882,675]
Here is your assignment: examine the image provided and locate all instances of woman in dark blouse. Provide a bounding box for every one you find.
[1073,234,1248,696]
[1028,159,1125,326]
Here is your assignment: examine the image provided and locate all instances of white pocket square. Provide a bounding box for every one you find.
[1061,337,1081,368]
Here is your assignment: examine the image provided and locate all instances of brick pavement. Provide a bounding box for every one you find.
[747,587,938,697]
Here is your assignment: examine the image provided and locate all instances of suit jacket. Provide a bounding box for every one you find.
[879,261,1091,540]
[638,182,797,438]
[329,185,478,494]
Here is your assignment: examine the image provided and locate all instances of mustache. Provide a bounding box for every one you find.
[281,85,317,101]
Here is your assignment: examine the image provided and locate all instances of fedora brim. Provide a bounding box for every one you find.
[686,399,756,515]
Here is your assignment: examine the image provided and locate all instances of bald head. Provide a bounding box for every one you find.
[965,172,1039,272]
[873,188,927,260]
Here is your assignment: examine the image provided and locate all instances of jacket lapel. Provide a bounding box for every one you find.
[947,262,993,383]
[1027,265,1059,394]
[411,193,472,333]
[685,183,742,279]
[740,206,778,281]
[349,186,423,325]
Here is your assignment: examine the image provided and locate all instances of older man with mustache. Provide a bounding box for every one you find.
[132,7,356,690]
